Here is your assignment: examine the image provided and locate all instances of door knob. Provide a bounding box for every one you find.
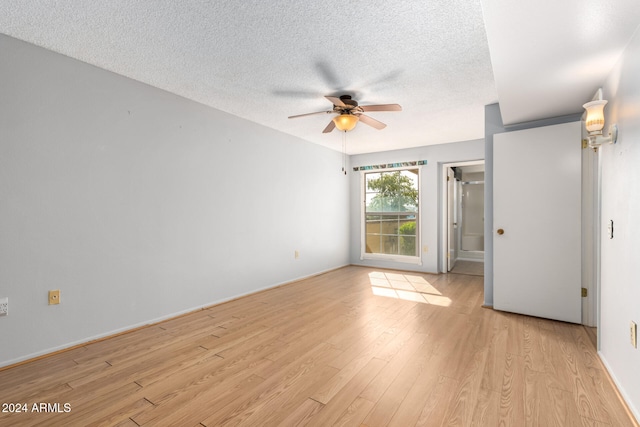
[497,228,504,235]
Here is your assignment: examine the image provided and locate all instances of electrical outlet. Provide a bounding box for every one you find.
[294,250,300,259]
[0,297,7,316]
[631,321,637,348]
[49,290,60,305]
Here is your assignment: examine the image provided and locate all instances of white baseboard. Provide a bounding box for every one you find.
[598,351,640,424]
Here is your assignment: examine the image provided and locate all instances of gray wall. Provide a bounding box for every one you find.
[349,140,485,273]
[599,25,640,420]
[0,35,350,366]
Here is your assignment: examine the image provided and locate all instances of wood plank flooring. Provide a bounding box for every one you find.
[0,266,636,426]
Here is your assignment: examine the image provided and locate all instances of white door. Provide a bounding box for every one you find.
[493,121,582,323]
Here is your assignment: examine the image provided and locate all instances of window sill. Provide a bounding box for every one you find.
[361,253,422,265]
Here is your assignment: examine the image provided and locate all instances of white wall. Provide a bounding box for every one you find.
[0,35,350,366]
[599,25,640,421]
[348,140,484,273]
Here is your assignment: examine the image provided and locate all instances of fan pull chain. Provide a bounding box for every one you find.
[342,130,347,175]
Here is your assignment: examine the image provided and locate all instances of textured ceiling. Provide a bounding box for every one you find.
[1,1,639,154]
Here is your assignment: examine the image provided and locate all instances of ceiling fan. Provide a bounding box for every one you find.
[288,95,402,133]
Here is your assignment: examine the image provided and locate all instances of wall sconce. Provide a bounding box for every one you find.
[583,91,617,148]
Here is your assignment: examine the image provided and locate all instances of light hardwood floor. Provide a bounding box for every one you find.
[0,266,636,426]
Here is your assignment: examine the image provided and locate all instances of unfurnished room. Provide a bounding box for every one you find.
[1,1,640,426]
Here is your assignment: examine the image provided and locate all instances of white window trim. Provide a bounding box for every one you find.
[360,166,422,265]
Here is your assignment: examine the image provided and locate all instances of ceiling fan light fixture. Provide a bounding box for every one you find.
[333,113,359,132]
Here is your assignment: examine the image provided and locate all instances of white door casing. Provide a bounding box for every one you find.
[447,167,457,271]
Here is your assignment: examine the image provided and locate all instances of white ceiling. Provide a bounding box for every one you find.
[1,1,639,154]
[482,0,640,125]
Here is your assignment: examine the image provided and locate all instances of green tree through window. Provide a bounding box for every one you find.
[364,169,419,257]
[366,171,418,212]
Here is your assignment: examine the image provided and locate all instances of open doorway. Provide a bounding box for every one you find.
[441,160,485,275]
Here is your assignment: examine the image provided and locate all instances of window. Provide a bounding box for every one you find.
[362,168,420,262]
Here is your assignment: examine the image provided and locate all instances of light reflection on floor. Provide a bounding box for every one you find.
[369,272,452,306]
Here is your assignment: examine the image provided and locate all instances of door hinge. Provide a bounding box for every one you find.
[581,287,588,297]
[582,139,589,149]
[447,176,450,181]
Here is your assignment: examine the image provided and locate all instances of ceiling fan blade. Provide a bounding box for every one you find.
[322,120,336,133]
[357,114,387,130]
[360,104,402,112]
[288,110,331,119]
[325,96,347,107]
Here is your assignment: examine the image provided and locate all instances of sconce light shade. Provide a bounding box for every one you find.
[582,96,617,148]
[583,99,607,135]
[333,113,359,132]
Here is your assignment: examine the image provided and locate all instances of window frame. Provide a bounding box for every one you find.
[360,166,422,265]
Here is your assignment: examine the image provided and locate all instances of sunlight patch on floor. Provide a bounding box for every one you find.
[368,272,451,306]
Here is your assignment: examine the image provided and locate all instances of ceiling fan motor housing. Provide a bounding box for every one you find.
[338,95,358,108]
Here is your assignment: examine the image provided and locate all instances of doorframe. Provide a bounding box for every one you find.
[447,167,456,272]
[582,128,601,330]
[440,159,484,273]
